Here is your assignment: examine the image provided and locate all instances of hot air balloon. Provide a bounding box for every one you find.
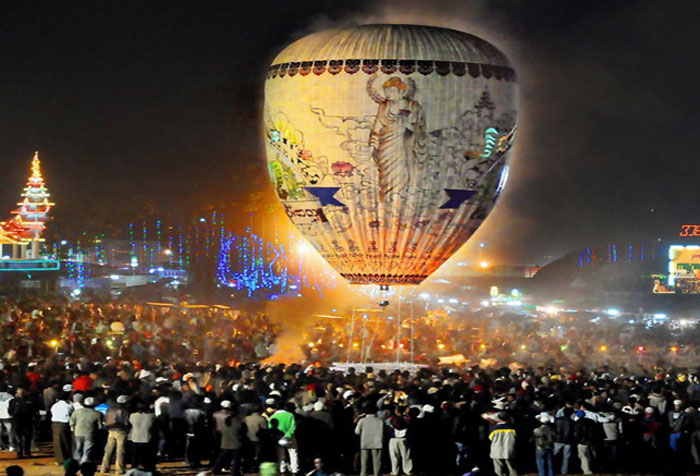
[264,25,517,286]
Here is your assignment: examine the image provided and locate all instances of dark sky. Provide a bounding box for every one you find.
[0,0,698,265]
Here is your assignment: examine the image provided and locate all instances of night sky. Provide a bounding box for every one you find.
[1,0,698,265]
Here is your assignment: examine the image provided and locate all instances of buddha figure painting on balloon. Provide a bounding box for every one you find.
[366,75,427,198]
[263,25,517,285]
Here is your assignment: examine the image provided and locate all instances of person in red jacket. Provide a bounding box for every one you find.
[72,374,93,393]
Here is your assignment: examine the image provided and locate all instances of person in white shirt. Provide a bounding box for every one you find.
[50,389,73,464]
[0,385,15,452]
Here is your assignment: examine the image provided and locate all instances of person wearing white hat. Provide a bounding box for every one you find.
[212,400,232,453]
[101,396,130,474]
[212,405,246,476]
[69,396,103,464]
[533,413,555,476]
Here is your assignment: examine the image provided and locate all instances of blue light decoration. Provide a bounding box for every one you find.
[216,227,337,298]
[129,223,136,266]
[64,242,88,289]
[217,228,288,296]
[142,220,150,268]
[607,243,619,264]
[155,219,162,259]
[579,241,665,268]
[76,257,87,288]
[178,225,184,270]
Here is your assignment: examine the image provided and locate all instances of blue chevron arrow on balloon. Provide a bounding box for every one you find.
[305,187,346,207]
[439,189,477,209]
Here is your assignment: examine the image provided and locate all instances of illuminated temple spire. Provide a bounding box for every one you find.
[11,151,54,242]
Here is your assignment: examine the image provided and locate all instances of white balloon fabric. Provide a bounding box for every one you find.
[264,25,517,285]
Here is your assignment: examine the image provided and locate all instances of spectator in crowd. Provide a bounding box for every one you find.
[243,403,267,473]
[128,400,155,471]
[212,406,246,476]
[355,403,384,476]
[269,401,299,475]
[9,387,37,459]
[574,409,596,474]
[388,406,412,476]
[553,406,575,474]
[70,396,102,464]
[101,395,130,474]
[0,385,15,452]
[532,414,555,476]
[50,389,73,464]
[488,412,517,476]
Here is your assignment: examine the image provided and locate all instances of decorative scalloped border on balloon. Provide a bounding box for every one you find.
[341,273,429,285]
[267,60,516,81]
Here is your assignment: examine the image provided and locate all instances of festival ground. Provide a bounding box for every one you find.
[0,447,681,476]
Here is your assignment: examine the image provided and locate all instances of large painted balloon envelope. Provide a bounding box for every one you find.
[264,25,517,286]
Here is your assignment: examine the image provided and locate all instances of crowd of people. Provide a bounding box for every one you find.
[300,305,700,368]
[0,359,699,475]
[2,295,700,475]
[0,297,280,364]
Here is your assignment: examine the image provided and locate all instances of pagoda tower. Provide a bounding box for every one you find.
[11,151,54,257]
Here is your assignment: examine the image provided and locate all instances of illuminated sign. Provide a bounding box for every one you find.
[662,245,700,294]
[0,259,60,271]
[679,225,700,237]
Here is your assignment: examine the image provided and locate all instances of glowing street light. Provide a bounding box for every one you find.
[163,249,173,256]
[480,260,490,269]
[599,345,608,352]
[297,242,310,254]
